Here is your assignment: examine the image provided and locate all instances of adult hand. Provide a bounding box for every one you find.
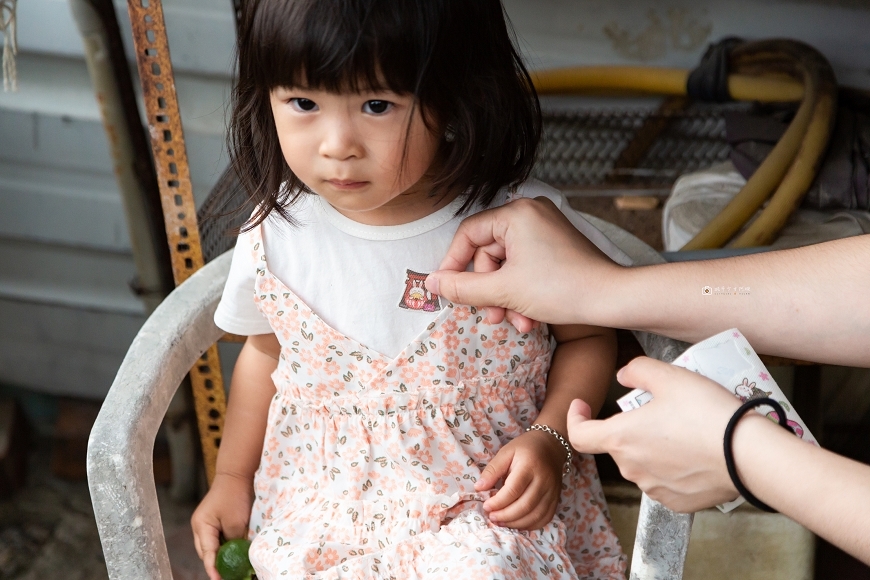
[568,357,749,512]
[426,197,621,331]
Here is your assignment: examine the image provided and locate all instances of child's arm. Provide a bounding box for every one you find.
[475,324,616,530]
[191,333,279,580]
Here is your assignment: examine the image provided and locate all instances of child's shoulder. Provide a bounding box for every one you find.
[505,178,564,208]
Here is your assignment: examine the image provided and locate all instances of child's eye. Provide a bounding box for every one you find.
[362,100,392,115]
[290,98,318,112]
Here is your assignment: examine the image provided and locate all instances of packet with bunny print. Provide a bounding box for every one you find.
[617,328,818,513]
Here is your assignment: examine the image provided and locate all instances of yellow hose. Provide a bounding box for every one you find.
[681,55,817,250]
[532,66,804,102]
[689,41,837,249]
[731,64,837,246]
[531,40,837,249]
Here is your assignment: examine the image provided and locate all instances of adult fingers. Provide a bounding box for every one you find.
[504,309,536,333]
[471,242,506,274]
[615,356,683,394]
[426,269,509,313]
[566,398,600,450]
[617,357,740,409]
[566,416,616,455]
[467,242,509,325]
[568,398,592,422]
[484,306,507,325]
[435,206,509,273]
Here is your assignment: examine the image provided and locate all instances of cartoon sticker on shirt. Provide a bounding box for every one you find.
[398,269,441,312]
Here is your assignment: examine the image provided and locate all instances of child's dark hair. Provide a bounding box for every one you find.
[231,0,542,227]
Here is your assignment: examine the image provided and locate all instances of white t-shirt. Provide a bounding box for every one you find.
[215,179,595,358]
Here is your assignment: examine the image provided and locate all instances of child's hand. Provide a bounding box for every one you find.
[191,472,255,580]
[474,429,566,530]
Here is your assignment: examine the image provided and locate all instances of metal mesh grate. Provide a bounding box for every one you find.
[532,102,750,191]
[197,165,250,262]
[198,102,752,261]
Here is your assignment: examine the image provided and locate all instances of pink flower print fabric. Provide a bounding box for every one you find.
[246,225,626,579]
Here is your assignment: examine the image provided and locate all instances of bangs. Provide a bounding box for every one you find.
[250,0,432,94]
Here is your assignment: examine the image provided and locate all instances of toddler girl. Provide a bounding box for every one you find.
[191,0,626,578]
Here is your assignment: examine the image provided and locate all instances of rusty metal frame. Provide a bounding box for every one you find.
[126,0,226,484]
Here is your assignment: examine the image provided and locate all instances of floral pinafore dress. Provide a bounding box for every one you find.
[246,225,626,579]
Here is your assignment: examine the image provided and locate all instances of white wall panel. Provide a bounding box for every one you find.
[17,0,236,77]
[504,0,870,88]
[0,239,143,314]
[0,161,127,251]
[0,299,145,398]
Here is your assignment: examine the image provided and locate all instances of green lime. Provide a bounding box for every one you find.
[215,538,255,580]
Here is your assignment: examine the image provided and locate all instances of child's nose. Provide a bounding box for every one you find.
[319,119,362,160]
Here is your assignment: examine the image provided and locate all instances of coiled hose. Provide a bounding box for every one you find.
[531,39,837,249]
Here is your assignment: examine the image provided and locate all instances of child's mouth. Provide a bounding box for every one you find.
[327,179,368,190]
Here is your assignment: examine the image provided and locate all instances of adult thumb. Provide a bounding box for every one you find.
[426,269,505,309]
[566,398,610,455]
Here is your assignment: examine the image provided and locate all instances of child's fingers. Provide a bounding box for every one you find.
[191,517,222,580]
[474,447,514,492]
[482,467,532,513]
[488,481,556,529]
[205,555,222,580]
[492,499,554,531]
[201,541,222,580]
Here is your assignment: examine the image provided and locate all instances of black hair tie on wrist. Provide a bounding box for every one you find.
[723,397,796,513]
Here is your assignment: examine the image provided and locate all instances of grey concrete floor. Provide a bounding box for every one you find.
[0,439,207,580]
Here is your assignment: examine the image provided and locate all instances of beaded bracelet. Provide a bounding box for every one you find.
[527,424,573,476]
[723,397,795,512]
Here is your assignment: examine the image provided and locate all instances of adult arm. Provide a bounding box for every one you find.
[568,357,870,565]
[426,197,870,367]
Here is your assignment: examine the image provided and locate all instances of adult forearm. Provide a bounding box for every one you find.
[734,415,870,565]
[592,235,870,366]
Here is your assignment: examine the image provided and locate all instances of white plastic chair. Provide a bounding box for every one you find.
[87,214,693,580]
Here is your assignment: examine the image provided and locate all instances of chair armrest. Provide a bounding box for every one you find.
[87,250,232,580]
[579,214,694,579]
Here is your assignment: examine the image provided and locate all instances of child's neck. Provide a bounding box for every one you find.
[328,183,462,227]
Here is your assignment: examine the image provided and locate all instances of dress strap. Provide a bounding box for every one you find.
[249,221,267,276]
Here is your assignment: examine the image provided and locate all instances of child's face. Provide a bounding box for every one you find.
[270,87,443,225]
